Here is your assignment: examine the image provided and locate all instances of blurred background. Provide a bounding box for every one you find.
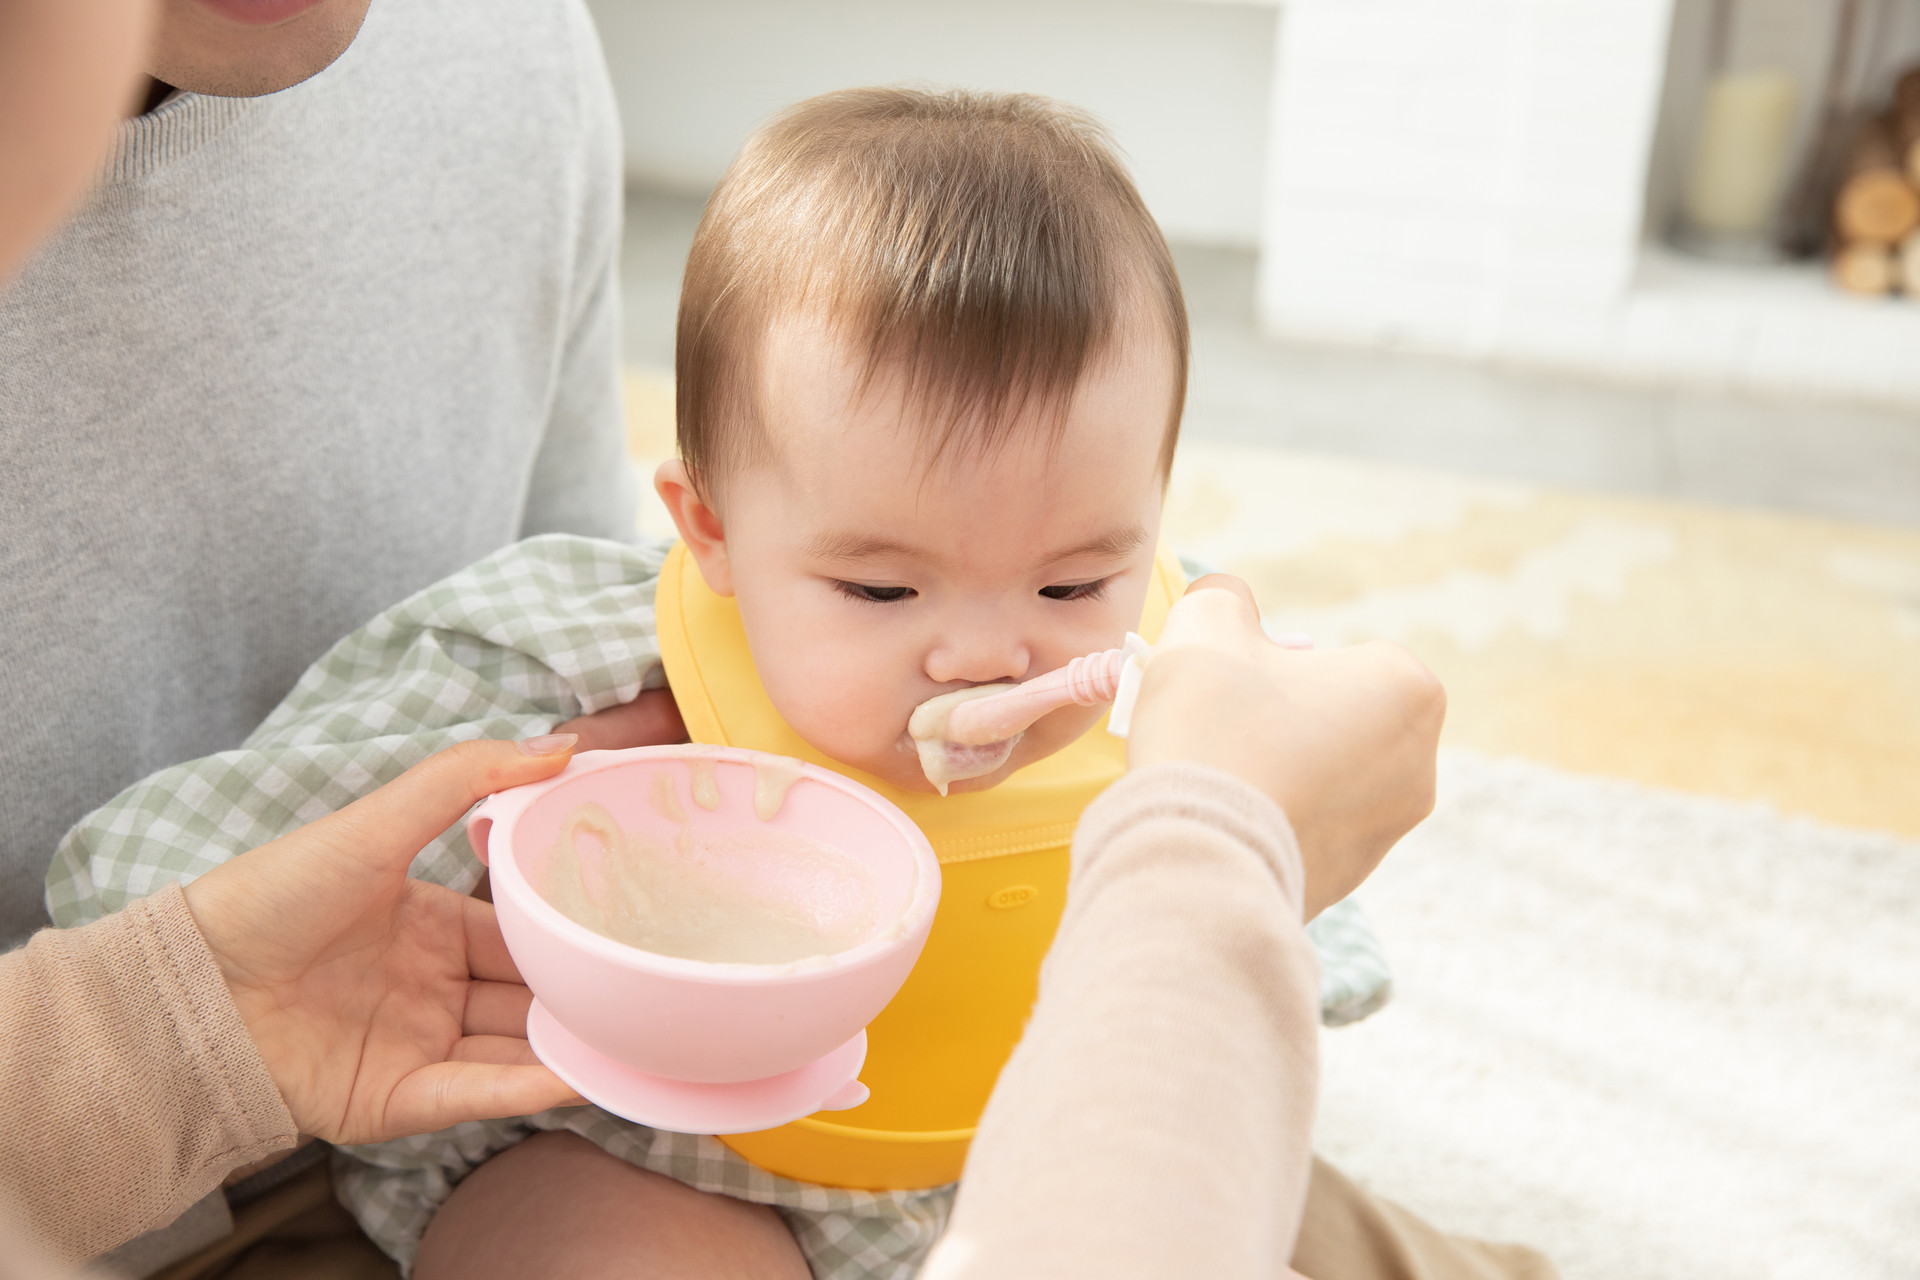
[590,3,1917,1277]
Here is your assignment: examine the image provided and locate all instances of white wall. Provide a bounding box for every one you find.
[585,0,1279,247]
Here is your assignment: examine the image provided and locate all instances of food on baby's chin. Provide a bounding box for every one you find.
[907,684,1021,795]
[540,801,879,964]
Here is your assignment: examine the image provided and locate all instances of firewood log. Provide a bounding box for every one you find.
[1837,169,1920,242]
[1834,241,1896,294]
[1895,67,1920,122]
[1893,88,1920,188]
[1834,122,1920,244]
[1899,230,1920,295]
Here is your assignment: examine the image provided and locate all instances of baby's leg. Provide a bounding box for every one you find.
[414,1131,811,1280]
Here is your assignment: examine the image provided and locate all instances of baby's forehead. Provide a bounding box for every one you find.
[753,304,1177,460]
[740,310,1175,518]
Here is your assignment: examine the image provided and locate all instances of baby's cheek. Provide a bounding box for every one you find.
[770,665,906,756]
[1031,701,1106,754]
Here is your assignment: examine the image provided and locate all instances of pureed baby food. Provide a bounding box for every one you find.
[907,683,1020,795]
[538,759,880,965]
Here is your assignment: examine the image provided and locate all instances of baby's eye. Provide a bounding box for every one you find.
[1039,579,1109,602]
[834,581,916,604]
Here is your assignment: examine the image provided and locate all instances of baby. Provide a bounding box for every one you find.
[651,86,1185,797]
[48,88,1379,1277]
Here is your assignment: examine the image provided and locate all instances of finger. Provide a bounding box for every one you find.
[1158,574,1265,649]
[464,979,535,1038]
[450,1034,542,1065]
[461,895,524,984]
[383,1062,584,1137]
[324,737,578,876]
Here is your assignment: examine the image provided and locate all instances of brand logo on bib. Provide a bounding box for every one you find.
[986,884,1039,911]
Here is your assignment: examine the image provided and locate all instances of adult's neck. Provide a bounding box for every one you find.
[134,77,177,118]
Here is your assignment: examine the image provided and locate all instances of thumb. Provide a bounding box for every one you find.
[1182,572,1260,613]
[375,1060,585,1142]
[323,735,578,874]
[1158,573,1265,651]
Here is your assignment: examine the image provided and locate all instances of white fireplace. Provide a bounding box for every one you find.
[1258,0,1920,407]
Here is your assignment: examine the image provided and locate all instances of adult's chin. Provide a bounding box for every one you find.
[149,0,371,97]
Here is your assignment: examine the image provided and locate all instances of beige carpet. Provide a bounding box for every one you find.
[1316,750,1918,1280]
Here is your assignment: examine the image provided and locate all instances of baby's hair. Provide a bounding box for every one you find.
[676,87,1189,497]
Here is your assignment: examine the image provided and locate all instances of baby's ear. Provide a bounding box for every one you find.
[655,460,735,596]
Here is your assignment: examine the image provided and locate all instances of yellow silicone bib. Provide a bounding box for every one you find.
[655,541,1185,1189]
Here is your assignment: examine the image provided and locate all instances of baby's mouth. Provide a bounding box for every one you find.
[905,684,1022,795]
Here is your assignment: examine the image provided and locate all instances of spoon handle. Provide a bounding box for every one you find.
[942,646,1132,745]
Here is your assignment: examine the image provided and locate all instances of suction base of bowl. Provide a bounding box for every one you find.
[526,1000,871,1135]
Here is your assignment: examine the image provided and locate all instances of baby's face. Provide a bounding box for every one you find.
[664,314,1176,794]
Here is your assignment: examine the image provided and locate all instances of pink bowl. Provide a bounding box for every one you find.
[468,746,941,1086]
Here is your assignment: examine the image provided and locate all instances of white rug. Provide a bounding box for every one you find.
[1315,749,1920,1280]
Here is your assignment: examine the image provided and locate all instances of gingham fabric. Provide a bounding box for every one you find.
[1305,896,1393,1027]
[47,532,1392,1277]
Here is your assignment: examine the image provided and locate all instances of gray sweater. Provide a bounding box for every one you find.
[0,0,636,947]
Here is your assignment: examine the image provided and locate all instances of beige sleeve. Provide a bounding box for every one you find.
[0,882,297,1267]
[925,763,1321,1280]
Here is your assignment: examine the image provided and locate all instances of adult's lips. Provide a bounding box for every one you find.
[191,0,331,26]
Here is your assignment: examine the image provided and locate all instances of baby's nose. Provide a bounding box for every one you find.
[923,633,1032,687]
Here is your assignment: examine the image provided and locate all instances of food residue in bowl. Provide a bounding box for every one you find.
[752,754,805,820]
[648,770,686,824]
[688,757,722,811]
[539,788,879,965]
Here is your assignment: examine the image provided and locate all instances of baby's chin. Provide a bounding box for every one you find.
[892,748,1017,795]
[940,764,1023,795]
[873,725,1073,795]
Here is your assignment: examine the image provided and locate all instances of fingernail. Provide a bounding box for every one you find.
[518,733,578,756]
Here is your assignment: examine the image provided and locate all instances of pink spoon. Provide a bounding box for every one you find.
[939,628,1316,747]
[941,642,1140,746]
